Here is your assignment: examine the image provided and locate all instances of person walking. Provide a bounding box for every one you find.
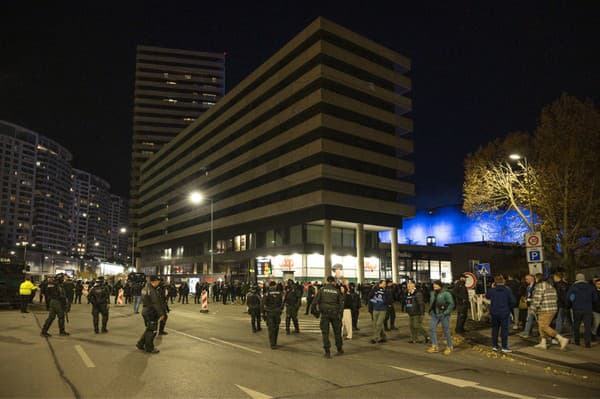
[567,273,598,348]
[341,284,353,340]
[88,276,111,333]
[246,285,262,333]
[136,276,165,354]
[305,282,316,315]
[262,281,283,349]
[485,275,517,353]
[531,274,568,350]
[312,276,344,357]
[552,272,572,337]
[40,274,69,337]
[368,279,388,344]
[284,280,301,334]
[452,274,470,335]
[427,280,455,355]
[19,276,37,313]
[405,281,428,344]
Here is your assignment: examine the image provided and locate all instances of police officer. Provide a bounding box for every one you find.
[262,280,283,349]
[136,276,165,354]
[246,285,262,333]
[88,276,111,333]
[284,280,301,334]
[63,276,75,311]
[40,274,70,337]
[312,276,344,358]
[157,279,170,335]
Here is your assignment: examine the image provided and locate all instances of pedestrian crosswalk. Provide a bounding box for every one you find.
[229,315,322,333]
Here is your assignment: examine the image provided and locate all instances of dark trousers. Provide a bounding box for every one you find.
[92,304,109,332]
[42,299,66,333]
[351,309,359,329]
[491,315,510,349]
[20,295,30,312]
[194,293,201,304]
[285,305,299,332]
[305,297,314,315]
[138,309,159,351]
[455,304,469,334]
[74,293,82,304]
[572,311,593,347]
[384,305,396,329]
[159,313,168,333]
[266,311,281,347]
[320,311,343,352]
[249,308,261,331]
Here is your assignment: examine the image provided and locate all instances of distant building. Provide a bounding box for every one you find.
[109,194,128,261]
[137,18,414,282]
[128,45,226,259]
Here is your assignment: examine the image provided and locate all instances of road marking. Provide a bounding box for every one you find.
[74,345,96,368]
[235,384,272,399]
[167,328,219,345]
[210,337,262,354]
[390,366,535,399]
[541,396,567,399]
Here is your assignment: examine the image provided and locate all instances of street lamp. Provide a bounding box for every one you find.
[189,191,214,274]
[119,227,135,269]
[509,153,535,231]
[15,241,35,263]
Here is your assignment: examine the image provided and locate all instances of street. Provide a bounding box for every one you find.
[2,299,599,399]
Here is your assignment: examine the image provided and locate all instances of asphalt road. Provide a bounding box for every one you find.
[1,299,598,399]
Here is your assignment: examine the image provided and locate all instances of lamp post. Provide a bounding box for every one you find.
[189,191,214,274]
[15,241,35,264]
[120,227,136,270]
[509,153,535,231]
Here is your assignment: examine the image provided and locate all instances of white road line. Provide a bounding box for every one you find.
[235,384,273,399]
[390,366,535,399]
[210,337,263,354]
[74,345,96,368]
[167,328,220,346]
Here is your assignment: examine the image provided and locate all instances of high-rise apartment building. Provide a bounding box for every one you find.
[109,194,128,261]
[128,45,226,258]
[137,18,414,282]
[0,121,73,253]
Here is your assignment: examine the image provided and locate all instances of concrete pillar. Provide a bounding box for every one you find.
[391,227,399,283]
[323,219,332,278]
[356,223,364,284]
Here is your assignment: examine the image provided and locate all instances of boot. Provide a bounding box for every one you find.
[534,338,548,349]
[285,318,291,335]
[556,335,569,350]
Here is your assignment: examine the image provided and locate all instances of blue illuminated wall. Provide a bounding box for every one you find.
[379,205,530,246]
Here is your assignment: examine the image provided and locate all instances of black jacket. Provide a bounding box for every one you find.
[142,283,166,317]
[313,283,343,314]
[405,288,425,316]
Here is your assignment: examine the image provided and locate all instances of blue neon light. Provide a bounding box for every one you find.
[379,205,530,246]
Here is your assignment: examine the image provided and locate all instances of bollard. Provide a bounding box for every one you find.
[200,290,209,313]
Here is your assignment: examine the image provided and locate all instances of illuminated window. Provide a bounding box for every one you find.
[183,117,194,122]
[234,235,247,252]
[166,81,176,85]
[162,98,178,103]
[184,74,192,79]
[426,236,436,246]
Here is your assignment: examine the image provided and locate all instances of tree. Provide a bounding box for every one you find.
[463,94,600,279]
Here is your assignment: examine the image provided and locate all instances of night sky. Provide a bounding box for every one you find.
[2,2,599,208]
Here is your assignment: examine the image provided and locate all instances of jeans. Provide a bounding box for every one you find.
[133,296,142,313]
[491,314,510,349]
[593,312,600,336]
[430,313,452,348]
[522,311,535,335]
[572,311,593,347]
[555,307,572,335]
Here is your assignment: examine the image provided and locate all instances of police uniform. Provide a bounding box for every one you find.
[312,279,344,357]
[88,278,111,333]
[157,281,170,335]
[262,283,283,349]
[246,287,262,332]
[136,276,165,353]
[41,275,69,337]
[284,281,301,334]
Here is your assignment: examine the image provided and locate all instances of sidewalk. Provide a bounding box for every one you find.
[464,320,600,374]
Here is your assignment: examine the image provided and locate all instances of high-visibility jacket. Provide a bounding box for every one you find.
[19,280,37,296]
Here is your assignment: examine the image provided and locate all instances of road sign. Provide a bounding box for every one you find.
[525,232,542,247]
[528,263,543,275]
[526,247,544,262]
[462,272,477,289]
[476,263,490,276]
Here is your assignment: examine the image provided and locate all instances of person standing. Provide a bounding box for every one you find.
[113,280,123,304]
[246,285,262,333]
[74,280,83,304]
[368,280,388,344]
[39,276,49,306]
[40,274,69,337]
[62,276,75,313]
[136,276,165,354]
[194,281,202,304]
[427,280,455,355]
[157,279,170,335]
[312,276,344,357]
[505,275,521,330]
[531,273,568,350]
[486,275,517,353]
[19,276,37,313]
[552,272,572,337]
[452,274,470,335]
[179,281,190,304]
[593,277,600,340]
[567,273,598,348]
[519,274,537,338]
[405,281,428,344]
[284,280,301,334]
[341,284,353,340]
[383,280,397,331]
[305,282,316,315]
[349,282,361,331]
[132,280,143,314]
[88,276,111,333]
[262,281,283,349]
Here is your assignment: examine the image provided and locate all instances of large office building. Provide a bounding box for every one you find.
[137,18,415,282]
[109,194,128,261]
[0,121,73,254]
[128,45,226,259]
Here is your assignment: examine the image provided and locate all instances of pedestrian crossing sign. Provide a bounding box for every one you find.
[476,263,490,276]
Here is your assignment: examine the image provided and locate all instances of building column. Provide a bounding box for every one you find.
[356,223,364,284]
[323,219,332,278]
[391,227,398,283]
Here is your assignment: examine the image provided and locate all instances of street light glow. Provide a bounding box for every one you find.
[189,191,204,204]
[120,227,127,233]
[509,153,521,160]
